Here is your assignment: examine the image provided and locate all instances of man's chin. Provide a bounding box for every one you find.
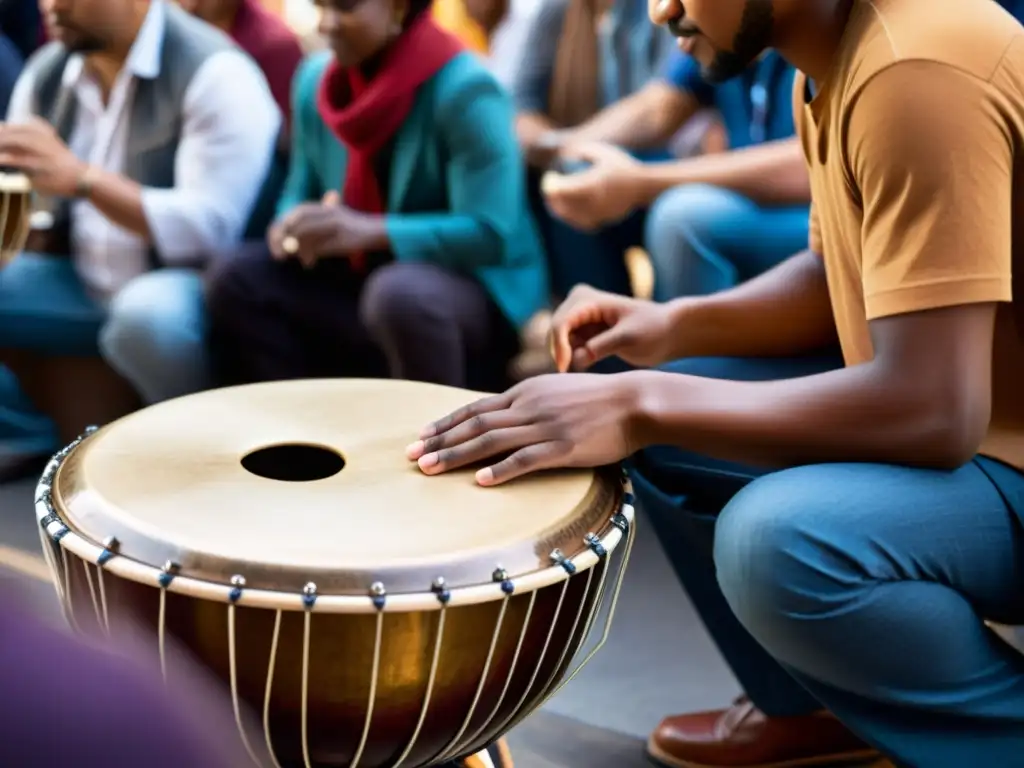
[53,28,103,53]
[703,56,754,84]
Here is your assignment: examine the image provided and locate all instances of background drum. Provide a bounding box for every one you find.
[34,379,636,768]
[0,171,32,268]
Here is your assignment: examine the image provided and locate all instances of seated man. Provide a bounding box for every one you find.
[511,0,675,297]
[205,0,548,394]
[405,0,1024,766]
[0,0,279,405]
[543,49,809,301]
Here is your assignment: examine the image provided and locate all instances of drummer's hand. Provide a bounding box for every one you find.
[550,284,679,372]
[0,119,87,197]
[274,192,378,267]
[406,373,642,486]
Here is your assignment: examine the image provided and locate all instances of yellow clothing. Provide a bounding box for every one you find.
[433,0,489,53]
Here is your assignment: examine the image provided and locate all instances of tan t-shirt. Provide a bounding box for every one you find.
[795,0,1024,470]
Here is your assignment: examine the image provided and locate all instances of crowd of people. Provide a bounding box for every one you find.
[1,0,1023,766]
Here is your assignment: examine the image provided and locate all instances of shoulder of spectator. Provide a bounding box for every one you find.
[291,50,332,104]
[432,52,509,121]
[185,47,276,109]
[246,18,304,64]
[17,40,64,78]
[180,47,280,146]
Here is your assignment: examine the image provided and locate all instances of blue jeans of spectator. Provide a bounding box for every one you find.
[631,355,1024,767]
[527,169,639,299]
[0,254,209,407]
[0,33,23,115]
[644,184,810,301]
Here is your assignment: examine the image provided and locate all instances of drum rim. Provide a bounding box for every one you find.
[35,429,636,613]
[0,171,32,193]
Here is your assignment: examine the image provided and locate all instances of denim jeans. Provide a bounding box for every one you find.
[0,253,209,443]
[631,355,1024,767]
[644,184,811,301]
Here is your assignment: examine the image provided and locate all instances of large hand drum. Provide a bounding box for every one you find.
[34,379,636,768]
[0,171,32,267]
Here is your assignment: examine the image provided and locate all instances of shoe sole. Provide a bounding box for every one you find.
[645,736,880,768]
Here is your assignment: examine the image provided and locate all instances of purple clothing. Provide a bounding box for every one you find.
[0,580,246,767]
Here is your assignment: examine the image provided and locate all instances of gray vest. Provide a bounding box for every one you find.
[24,3,235,263]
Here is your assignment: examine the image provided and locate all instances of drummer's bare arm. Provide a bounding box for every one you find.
[410,304,994,483]
[411,63,1010,484]
[661,245,837,361]
[632,303,995,470]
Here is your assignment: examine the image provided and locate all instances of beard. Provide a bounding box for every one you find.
[50,18,108,53]
[704,0,773,83]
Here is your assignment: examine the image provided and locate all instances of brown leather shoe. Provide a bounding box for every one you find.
[646,697,879,768]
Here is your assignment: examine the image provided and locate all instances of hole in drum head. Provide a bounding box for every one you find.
[241,443,345,482]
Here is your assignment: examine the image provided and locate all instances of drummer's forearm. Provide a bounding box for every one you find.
[663,249,837,360]
[80,166,152,239]
[625,359,968,469]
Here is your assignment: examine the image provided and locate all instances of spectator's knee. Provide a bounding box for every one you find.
[644,183,727,251]
[359,263,440,338]
[204,247,270,327]
[100,273,205,396]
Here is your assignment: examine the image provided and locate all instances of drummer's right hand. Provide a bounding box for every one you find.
[549,285,678,373]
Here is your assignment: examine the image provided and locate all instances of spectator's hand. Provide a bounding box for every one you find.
[649,0,683,27]
[271,191,374,268]
[550,284,678,372]
[0,119,88,197]
[541,142,642,230]
[406,372,641,486]
[525,129,568,170]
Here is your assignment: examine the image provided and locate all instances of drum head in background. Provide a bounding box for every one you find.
[52,379,619,595]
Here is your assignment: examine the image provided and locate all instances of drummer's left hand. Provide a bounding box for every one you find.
[406,373,642,486]
[0,119,87,197]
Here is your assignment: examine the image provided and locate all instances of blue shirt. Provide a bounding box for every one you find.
[996,0,1024,21]
[663,50,797,151]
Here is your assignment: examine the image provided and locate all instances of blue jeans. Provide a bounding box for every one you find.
[0,254,209,409]
[527,169,639,299]
[644,184,810,301]
[631,355,1024,766]
[0,33,23,115]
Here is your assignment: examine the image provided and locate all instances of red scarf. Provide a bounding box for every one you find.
[316,15,464,269]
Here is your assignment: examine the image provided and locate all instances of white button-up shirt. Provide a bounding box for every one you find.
[6,0,281,299]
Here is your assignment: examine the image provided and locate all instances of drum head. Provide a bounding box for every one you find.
[52,380,620,595]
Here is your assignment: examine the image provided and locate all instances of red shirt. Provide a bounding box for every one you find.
[230,0,304,129]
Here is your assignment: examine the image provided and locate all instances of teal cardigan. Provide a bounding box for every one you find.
[279,51,549,331]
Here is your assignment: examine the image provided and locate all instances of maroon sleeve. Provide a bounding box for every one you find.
[259,34,306,132]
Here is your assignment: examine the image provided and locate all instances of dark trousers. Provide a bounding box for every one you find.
[631,354,1024,767]
[527,169,642,300]
[205,244,519,391]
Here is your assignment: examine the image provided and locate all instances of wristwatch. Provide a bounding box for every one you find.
[74,166,95,199]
